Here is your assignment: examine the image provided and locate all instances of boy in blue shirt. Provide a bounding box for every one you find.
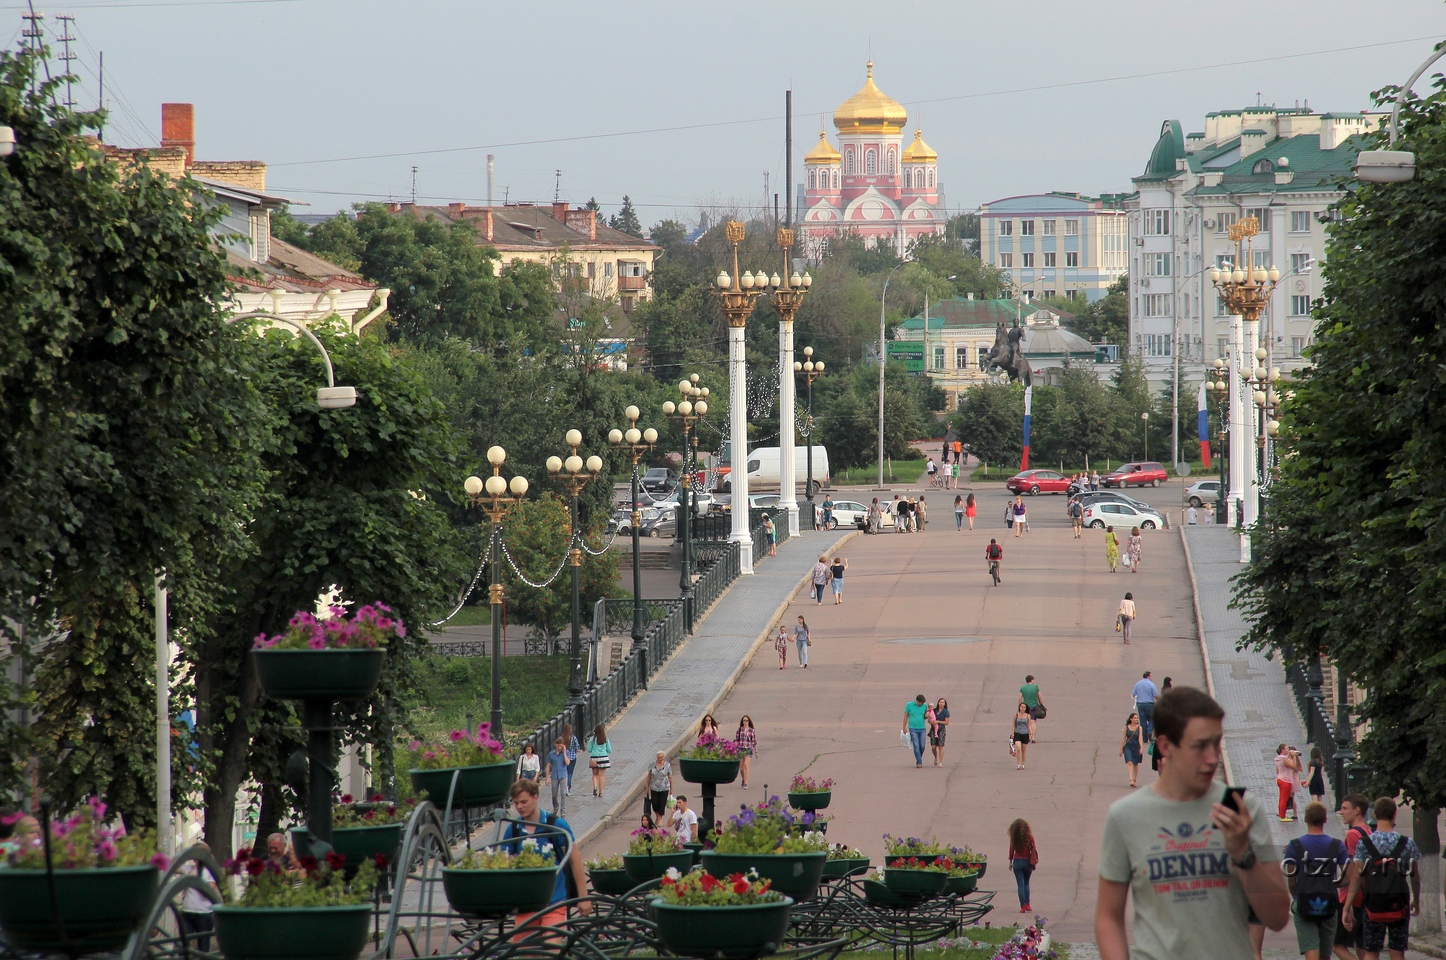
[543,738,570,816]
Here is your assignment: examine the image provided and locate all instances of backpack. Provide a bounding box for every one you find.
[505,810,577,900]
[1359,834,1411,923]
[1285,837,1342,919]
[1070,501,1082,518]
[986,544,1002,561]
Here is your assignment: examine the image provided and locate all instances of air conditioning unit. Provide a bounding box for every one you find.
[1203,218,1216,229]
[1133,238,1144,246]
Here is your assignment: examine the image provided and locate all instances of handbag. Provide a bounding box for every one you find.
[1034,704,1047,720]
[1115,614,1123,632]
[1008,737,1017,757]
[589,758,600,769]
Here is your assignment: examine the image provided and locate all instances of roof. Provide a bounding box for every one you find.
[195,177,294,209]
[399,202,659,254]
[833,61,908,134]
[804,130,841,163]
[225,237,375,294]
[1137,120,1186,181]
[898,297,1034,330]
[901,129,937,163]
[1021,320,1094,357]
[1188,133,1369,196]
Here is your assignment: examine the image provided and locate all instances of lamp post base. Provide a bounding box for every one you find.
[1238,531,1251,564]
[732,531,754,575]
[782,500,800,537]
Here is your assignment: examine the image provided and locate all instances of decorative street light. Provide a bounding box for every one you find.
[463,448,529,736]
[1209,215,1280,562]
[1353,41,1446,183]
[1141,411,1150,463]
[793,346,825,529]
[0,126,17,157]
[608,407,658,650]
[1207,362,1231,525]
[662,376,708,632]
[763,227,813,537]
[710,221,767,574]
[545,430,605,731]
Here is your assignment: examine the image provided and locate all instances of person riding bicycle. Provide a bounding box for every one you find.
[926,458,938,487]
[985,538,1003,583]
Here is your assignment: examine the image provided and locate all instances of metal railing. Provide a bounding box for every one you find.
[1285,662,1363,799]
[692,541,740,615]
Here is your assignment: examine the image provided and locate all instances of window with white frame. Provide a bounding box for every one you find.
[865,149,876,175]
[845,150,854,174]
[1022,253,1034,268]
[1291,336,1306,357]
[1216,294,1229,316]
[1290,253,1312,274]
[1066,289,1081,300]
[927,169,935,188]
[1042,289,1056,299]
[1044,252,1057,267]
[1144,334,1173,356]
[1145,254,1170,276]
[1065,251,1079,267]
[1252,250,1270,269]
[1064,219,1079,236]
[999,220,1013,237]
[1215,211,1237,234]
[977,345,990,368]
[1218,337,1230,358]
[933,346,944,369]
[604,261,614,277]
[1290,211,1312,232]
[955,346,969,369]
[1021,220,1035,236]
[1245,207,1271,231]
[1042,219,1056,236]
[999,253,1012,268]
[1290,295,1310,316]
[808,170,817,189]
[1143,294,1171,317]
[886,150,895,175]
[1145,209,1171,235]
[832,170,839,188]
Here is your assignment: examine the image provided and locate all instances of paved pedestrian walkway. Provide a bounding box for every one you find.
[561,529,854,843]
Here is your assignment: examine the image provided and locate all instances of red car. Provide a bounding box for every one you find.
[1006,469,1072,495]
[1102,461,1168,488]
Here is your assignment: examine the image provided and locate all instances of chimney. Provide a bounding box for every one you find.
[161,103,195,166]
[552,200,568,222]
[482,209,494,243]
[448,202,467,218]
[385,202,400,213]
[565,208,598,241]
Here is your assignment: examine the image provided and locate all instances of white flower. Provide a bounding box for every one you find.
[520,837,538,851]
[664,867,682,880]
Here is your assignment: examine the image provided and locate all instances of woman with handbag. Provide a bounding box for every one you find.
[586,724,611,798]
[1007,818,1039,913]
[1011,702,1036,770]
[1119,712,1143,788]
[1117,592,1136,644]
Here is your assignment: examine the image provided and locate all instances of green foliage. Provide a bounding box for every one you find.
[627,828,685,855]
[814,364,930,470]
[609,195,643,238]
[456,844,557,870]
[404,655,569,746]
[498,493,617,641]
[952,383,1023,467]
[1064,274,1129,347]
[229,857,378,907]
[1232,81,1446,809]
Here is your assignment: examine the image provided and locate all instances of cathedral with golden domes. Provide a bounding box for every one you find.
[800,62,945,260]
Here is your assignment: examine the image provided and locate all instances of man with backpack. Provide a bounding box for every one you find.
[1342,797,1421,960]
[504,780,592,935]
[1284,802,1348,960]
[1070,497,1084,538]
[1333,793,1373,960]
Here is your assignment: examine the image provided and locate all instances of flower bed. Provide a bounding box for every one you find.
[442,842,559,918]
[252,605,402,701]
[407,723,512,807]
[650,868,793,960]
[213,847,378,960]
[701,796,829,901]
[786,775,833,811]
[678,732,743,784]
[881,833,950,863]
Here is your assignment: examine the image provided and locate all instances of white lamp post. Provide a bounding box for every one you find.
[1354,41,1446,184]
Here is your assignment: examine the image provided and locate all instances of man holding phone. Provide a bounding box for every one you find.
[1095,686,1290,960]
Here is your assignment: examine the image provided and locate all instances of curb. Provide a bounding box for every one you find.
[575,530,858,845]
[1179,523,1234,786]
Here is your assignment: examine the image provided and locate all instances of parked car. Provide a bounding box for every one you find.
[818,499,870,530]
[1184,479,1221,508]
[1101,461,1168,488]
[607,506,661,535]
[1082,500,1166,530]
[640,467,676,494]
[1006,469,1072,496]
[640,511,677,539]
[1067,490,1154,516]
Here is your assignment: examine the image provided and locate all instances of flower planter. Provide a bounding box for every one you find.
[253,648,385,701]
[957,859,988,879]
[881,867,946,897]
[408,760,514,808]
[884,852,943,865]
[943,873,979,896]
[650,897,794,960]
[441,866,558,918]
[678,757,740,785]
[861,878,913,908]
[821,857,870,879]
[212,904,371,960]
[683,842,706,867]
[784,820,827,836]
[786,790,831,812]
[0,865,159,954]
[291,823,403,865]
[622,851,696,884]
[698,851,828,903]
[587,868,637,897]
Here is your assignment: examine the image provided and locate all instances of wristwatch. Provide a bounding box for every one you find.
[1231,846,1257,870]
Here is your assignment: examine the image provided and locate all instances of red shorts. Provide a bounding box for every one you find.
[511,906,567,941]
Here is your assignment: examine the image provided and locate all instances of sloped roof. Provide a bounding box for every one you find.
[225,237,374,294]
[1022,321,1094,357]
[401,203,659,253]
[1136,120,1186,181]
[1190,133,1368,196]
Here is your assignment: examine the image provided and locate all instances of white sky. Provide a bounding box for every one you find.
[8,0,1443,224]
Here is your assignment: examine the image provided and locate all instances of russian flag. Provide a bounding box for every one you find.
[1197,381,1211,469]
[1021,386,1033,471]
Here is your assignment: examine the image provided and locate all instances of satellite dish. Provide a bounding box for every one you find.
[1176,462,1192,477]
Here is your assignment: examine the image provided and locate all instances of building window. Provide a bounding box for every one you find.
[887,150,895,175]
[977,345,990,368]
[1245,207,1271,231]
[1143,293,1171,317]
[1042,219,1056,236]
[999,220,1013,237]
[999,253,1012,268]
[833,170,839,188]
[1144,334,1173,356]
[1216,294,1229,316]
[904,169,912,188]
[927,169,935,188]
[1145,253,1170,276]
[1218,337,1230,358]
[1290,210,1312,232]
[933,346,945,369]
[1145,209,1170,235]
[1064,219,1079,236]
[845,150,854,174]
[1215,211,1237,234]
[1290,295,1310,316]
[586,261,596,278]
[1020,220,1035,237]
[1290,253,1312,274]
[604,261,614,277]
[1022,253,1034,268]
[808,170,817,189]
[955,346,969,369]
[1044,252,1056,267]
[1291,336,1306,357]
[1065,251,1080,267]
[1042,290,1055,299]
[865,149,876,174]
[1252,250,1270,269]
[1066,289,1081,300]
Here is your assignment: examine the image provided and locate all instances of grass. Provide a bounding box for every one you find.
[855,924,1069,960]
[403,654,569,745]
[435,605,490,627]
[833,459,929,485]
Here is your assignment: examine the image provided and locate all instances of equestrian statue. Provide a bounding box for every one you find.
[985,319,1032,386]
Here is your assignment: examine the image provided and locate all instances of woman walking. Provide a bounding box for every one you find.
[699,714,719,738]
[794,615,811,668]
[930,697,951,766]
[586,724,612,797]
[736,716,758,788]
[516,742,542,781]
[774,625,788,669]
[916,496,928,531]
[1004,500,1014,532]
[1119,712,1144,787]
[829,556,848,604]
[1007,819,1038,913]
[764,514,777,557]
[1104,525,1120,572]
[1011,701,1036,770]
[810,556,830,604]
[1118,592,1136,644]
[1127,526,1143,573]
[1012,496,1027,537]
[1307,746,1326,805]
[954,494,964,530]
[965,493,976,530]
[1274,743,1303,821]
[646,751,673,822]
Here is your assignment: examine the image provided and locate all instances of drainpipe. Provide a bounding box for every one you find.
[352,289,392,334]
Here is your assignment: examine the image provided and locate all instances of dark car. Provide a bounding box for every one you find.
[640,510,677,539]
[640,467,676,494]
[1102,461,1168,488]
[1006,469,1072,496]
[1067,490,1153,517]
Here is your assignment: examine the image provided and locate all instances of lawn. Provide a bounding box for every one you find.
[435,604,489,627]
[833,459,928,485]
[404,653,568,745]
[852,924,1070,960]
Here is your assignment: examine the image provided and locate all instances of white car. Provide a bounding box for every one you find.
[1083,500,1167,531]
[818,499,869,530]
[1183,479,1221,508]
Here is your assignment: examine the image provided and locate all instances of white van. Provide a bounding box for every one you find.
[736,446,830,494]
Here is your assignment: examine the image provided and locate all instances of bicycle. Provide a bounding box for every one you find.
[988,558,1001,586]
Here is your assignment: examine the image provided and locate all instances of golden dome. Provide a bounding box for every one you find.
[832,61,908,134]
[803,129,841,164]
[902,129,937,162]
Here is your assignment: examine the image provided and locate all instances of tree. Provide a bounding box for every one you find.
[609,196,643,238]
[494,493,618,644]
[1069,274,1129,348]
[952,382,1023,468]
[1232,84,1446,841]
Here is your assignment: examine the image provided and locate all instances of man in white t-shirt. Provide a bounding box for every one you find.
[1095,686,1289,960]
[671,795,698,843]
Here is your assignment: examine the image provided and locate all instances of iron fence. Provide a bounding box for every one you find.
[1284,662,1363,799]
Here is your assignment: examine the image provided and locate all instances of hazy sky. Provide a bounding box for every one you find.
[8,0,1443,224]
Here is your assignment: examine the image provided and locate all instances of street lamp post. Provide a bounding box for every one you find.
[546,431,605,731]
[878,262,906,489]
[608,408,658,650]
[764,228,813,537]
[463,447,530,736]
[1141,411,1149,462]
[662,376,708,631]
[793,347,825,528]
[711,221,767,574]
[1207,364,1231,524]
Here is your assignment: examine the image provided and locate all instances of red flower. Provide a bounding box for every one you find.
[374,853,389,869]
[300,855,319,872]
[370,793,384,803]
[326,851,346,870]
[236,847,253,861]
[246,859,264,876]
[340,793,354,804]
[733,880,750,894]
[700,873,720,892]
[661,876,676,886]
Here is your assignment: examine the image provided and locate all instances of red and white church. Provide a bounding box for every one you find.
[800,62,945,260]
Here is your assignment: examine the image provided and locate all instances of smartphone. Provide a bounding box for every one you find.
[1222,786,1247,812]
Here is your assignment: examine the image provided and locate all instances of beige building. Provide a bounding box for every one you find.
[388,201,660,312]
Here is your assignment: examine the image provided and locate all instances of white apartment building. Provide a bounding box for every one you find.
[980,192,1129,303]
[1126,106,1385,392]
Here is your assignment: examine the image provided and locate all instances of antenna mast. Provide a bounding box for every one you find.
[411,166,417,204]
[554,169,562,202]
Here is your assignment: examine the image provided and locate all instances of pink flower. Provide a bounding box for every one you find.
[97,839,118,861]
[408,740,421,751]
[150,852,171,870]
[450,730,465,742]
[308,636,327,650]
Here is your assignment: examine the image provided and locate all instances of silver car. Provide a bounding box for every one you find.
[1184,479,1221,508]
[1082,500,1167,530]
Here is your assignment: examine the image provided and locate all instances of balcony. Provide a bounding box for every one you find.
[618,275,648,292]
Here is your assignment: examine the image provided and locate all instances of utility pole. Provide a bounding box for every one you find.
[56,15,76,109]
[410,166,417,204]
